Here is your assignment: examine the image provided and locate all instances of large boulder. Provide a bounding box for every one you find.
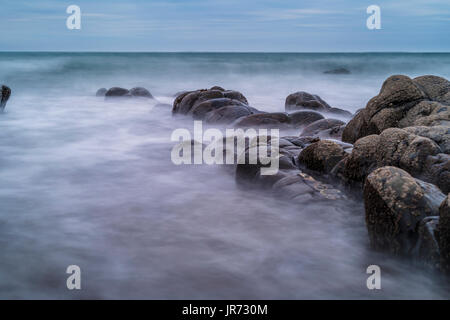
[105,87,131,99]
[173,87,248,115]
[129,87,154,99]
[1,85,11,111]
[95,88,107,97]
[204,105,255,124]
[298,140,347,173]
[438,194,450,273]
[364,166,445,254]
[342,75,449,143]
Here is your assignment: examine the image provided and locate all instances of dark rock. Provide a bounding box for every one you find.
[285,91,331,112]
[300,119,345,137]
[283,136,320,148]
[1,85,11,111]
[289,110,324,127]
[130,87,153,99]
[210,86,225,91]
[233,112,291,128]
[190,98,248,120]
[364,166,444,255]
[404,125,449,154]
[324,67,351,75]
[298,140,347,173]
[424,153,450,194]
[95,88,107,97]
[438,194,450,272]
[105,87,131,99]
[398,101,449,128]
[204,105,254,124]
[154,103,172,108]
[413,75,450,104]
[173,88,248,115]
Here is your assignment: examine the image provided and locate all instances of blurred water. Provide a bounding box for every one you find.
[0,53,449,299]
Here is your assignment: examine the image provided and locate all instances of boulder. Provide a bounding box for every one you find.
[364,166,445,254]
[285,91,331,112]
[130,87,153,99]
[95,88,107,97]
[438,194,450,272]
[300,119,345,137]
[342,75,450,143]
[173,88,248,115]
[327,107,353,118]
[205,105,254,124]
[1,85,11,111]
[298,140,347,173]
[190,98,248,120]
[289,110,324,127]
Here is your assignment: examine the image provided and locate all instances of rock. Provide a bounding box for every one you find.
[130,87,153,99]
[285,91,331,112]
[210,86,225,91]
[1,85,11,111]
[327,107,353,118]
[105,87,131,99]
[173,88,248,115]
[282,136,320,148]
[96,88,107,97]
[190,98,248,120]
[298,140,347,173]
[404,125,450,154]
[232,112,291,128]
[424,153,450,194]
[204,105,254,124]
[272,172,344,201]
[342,74,450,144]
[300,119,345,137]
[154,103,172,108]
[364,166,444,254]
[438,194,450,272]
[415,216,440,267]
[332,134,380,184]
[413,75,450,104]
[289,110,324,127]
[324,68,351,75]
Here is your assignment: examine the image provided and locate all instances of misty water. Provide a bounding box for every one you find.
[1,53,450,299]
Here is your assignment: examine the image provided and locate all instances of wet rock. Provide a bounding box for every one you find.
[424,153,450,194]
[364,166,444,254]
[342,74,449,143]
[289,110,324,127]
[404,125,450,154]
[233,112,291,128]
[1,85,11,111]
[438,194,450,272]
[283,136,320,148]
[190,98,248,120]
[324,67,351,75]
[298,140,347,173]
[272,172,344,201]
[285,91,331,112]
[96,88,107,97]
[105,87,131,99]
[300,119,345,137]
[130,87,153,99]
[173,88,248,115]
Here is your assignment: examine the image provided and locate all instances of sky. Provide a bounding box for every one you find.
[0,0,449,52]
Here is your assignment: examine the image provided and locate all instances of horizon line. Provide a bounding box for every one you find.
[1,50,450,54]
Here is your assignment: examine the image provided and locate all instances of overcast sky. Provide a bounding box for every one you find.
[0,0,448,51]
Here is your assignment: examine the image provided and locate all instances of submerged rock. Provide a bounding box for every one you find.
[415,216,440,267]
[324,67,351,75]
[190,98,248,120]
[364,166,444,255]
[130,87,154,99]
[95,88,107,97]
[205,104,256,124]
[105,87,131,99]
[1,85,11,111]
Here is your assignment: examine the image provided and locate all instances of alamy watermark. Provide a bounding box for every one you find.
[66,5,81,30]
[170,121,280,175]
[366,5,381,30]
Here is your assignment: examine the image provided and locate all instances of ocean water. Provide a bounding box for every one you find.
[0,52,449,299]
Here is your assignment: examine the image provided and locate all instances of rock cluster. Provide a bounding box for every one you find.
[1,85,11,111]
[96,87,154,100]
